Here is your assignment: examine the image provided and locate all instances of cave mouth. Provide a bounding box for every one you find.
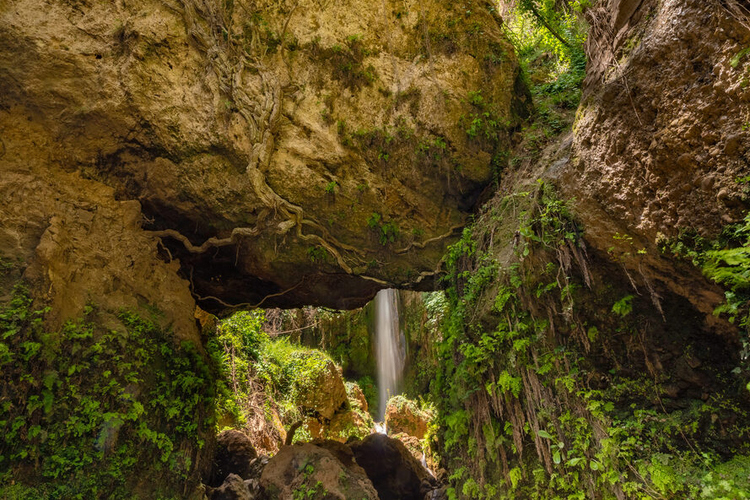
[139,196,452,313]
[205,287,444,498]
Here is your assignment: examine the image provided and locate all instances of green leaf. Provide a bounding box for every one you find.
[537,429,553,439]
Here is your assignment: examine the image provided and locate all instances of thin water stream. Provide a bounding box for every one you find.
[374,288,406,427]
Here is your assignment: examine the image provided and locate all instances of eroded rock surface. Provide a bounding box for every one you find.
[0,0,525,312]
[560,0,750,324]
[259,442,379,500]
[385,395,432,439]
[350,433,434,500]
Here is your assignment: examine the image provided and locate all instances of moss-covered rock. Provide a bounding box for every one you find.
[0,289,217,498]
[433,180,750,499]
[285,352,348,421]
[384,395,432,440]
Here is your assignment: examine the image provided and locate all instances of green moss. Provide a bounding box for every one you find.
[0,286,217,498]
[433,183,750,499]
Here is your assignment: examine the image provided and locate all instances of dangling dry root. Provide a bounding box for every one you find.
[154,0,364,275]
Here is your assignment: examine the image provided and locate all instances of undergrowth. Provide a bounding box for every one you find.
[0,286,216,499]
[502,1,588,162]
[434,182,750,499]
[212,311,373,447]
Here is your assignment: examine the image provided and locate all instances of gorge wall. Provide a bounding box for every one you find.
[1,0,525,316]
[431,0,750,498]
[2,0,750,497]
[0,0,523,495]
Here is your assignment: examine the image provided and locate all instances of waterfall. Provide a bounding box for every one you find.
[374,288,405,423]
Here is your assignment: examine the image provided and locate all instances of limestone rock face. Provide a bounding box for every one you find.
[259,442,379,500]
[559,0,750,323]
[384,395,431,439]
[0,0,525,312]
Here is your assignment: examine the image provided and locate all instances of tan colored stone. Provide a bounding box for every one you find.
[384,395,432,439]
[0,0,524,311]
[260,442,378,500]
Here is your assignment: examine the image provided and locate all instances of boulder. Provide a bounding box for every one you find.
[384,395,432,439]
[259,442,378,500]
[346,381,370,414]
[349,433,434,500]
[210,430,258,487]
[207,474,253,500]
[289,353,348,420]
[305,408,372,443]
[390,432,423,461]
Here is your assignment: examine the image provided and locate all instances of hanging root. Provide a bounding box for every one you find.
[395,224,464,254]
[151,226,261,253]
[194,277,308,310]
[153,0,365,275]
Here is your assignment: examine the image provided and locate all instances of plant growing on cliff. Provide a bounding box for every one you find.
[367,213,399,246]
[434,182,750,499]
[0,287,218,498]
[661,212,750,356]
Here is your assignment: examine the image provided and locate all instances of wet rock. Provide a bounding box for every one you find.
[349,433,433,500]
[259,442,378,500]
[210,430,258,486]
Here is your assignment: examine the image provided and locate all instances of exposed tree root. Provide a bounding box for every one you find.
[395,224,464,254]
[152,226,261,254]
[155,0,363,275]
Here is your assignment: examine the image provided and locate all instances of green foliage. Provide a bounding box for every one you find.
[661,212,750,351]
[0,287,216,498]
[434,182,750,499]
[216,311,345,424]
[612,295,634,317]
[307,245,329,263]
[509,0,589,65]
[731,47,750,69]
[367,212,400,246]
[461,90,509,143]
[291,461,328,500]
[503,1,587,163]
[356,376,378,416]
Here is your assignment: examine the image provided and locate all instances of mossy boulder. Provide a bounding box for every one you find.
[286,351,348,420]
[384,395,432,439]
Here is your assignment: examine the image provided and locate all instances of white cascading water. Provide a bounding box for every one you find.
[374,288,406,425]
